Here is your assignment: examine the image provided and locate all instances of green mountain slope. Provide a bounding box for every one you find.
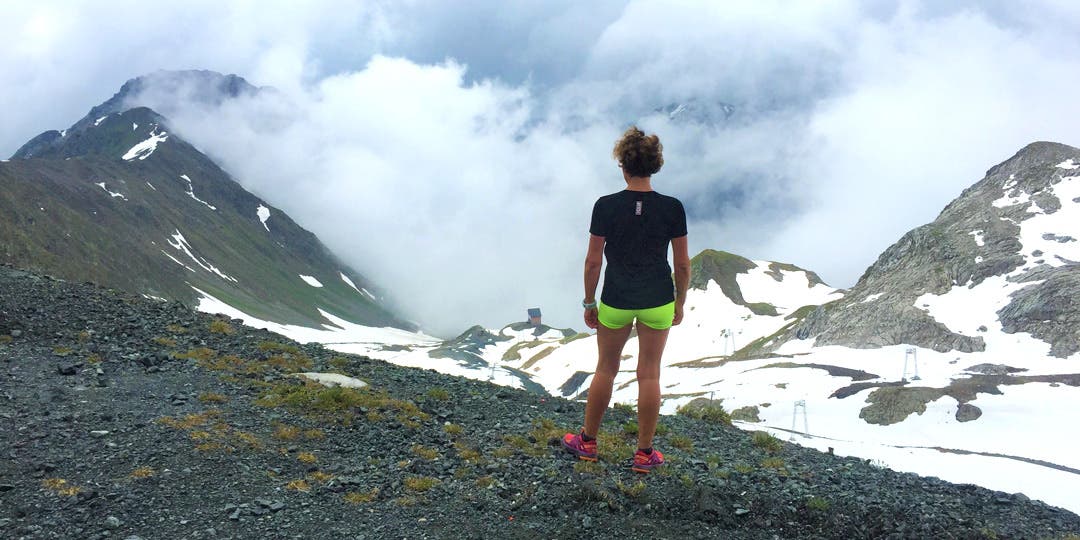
[2,98,411,331]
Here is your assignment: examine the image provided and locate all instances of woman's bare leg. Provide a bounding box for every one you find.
[583,323,632,437]
[634,321,669,450]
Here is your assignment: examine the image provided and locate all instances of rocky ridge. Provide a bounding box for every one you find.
[769,142,1080,357]
[2,264,1078,539]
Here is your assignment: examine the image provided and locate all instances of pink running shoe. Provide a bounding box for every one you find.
[561,431,598,462]
[631,448,665,473]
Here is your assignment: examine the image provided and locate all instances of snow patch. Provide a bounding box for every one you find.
[132,123,138,131]
[291,372,367,389]
[141,294,168,302]
[59,130,67,138]
[862,293,884,303]
[160,250,196,273]
[178,174,216,210]
[299,275,324,288]
[94,115,108,126]
[1055,159,1079,170]
[94,182,127,201]
[256,205,270,231]
[969,230,985,247]
[146,181,156,191]
[166,229,237,282]
[122,129,168,161]
[190,286,437,360]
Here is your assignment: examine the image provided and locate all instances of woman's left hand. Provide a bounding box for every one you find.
[584,308,599,329]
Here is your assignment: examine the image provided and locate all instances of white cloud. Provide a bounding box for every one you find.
[4,0,1080,335]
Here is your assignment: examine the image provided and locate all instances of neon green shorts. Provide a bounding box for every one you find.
[597,301,675,330]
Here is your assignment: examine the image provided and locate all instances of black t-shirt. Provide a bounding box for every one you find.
[590,190,688,309]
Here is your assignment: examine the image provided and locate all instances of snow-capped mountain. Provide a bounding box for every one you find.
[1,72,414,332]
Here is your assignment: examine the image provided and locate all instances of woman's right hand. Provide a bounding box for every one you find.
[584,308,599,329]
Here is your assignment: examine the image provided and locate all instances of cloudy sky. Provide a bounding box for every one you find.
[4,1,1080,335]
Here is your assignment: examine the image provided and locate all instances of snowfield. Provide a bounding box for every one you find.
[122,128,168,161]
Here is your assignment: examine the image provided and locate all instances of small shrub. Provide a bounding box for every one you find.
[669,434,694,451]
[751,431,783,454]
[86,354,103,364]
[598,431,635,462]
[272,424,301,441]
[285,479,311,492]
[403,476,440,492]
[0,335,12,345]
[454,442,482,463]
[675,400,732,425]
[258,341,301,354]
[209,319,235,335]
[442,423,463,436]
[475,476,495,488]
[425,388,450,401]
[42,478,81,496]
[166,324,187,334]
[176,347,217,362]
[394,496,419,507]
[153,336,177,347]
[613,402,635,414]
[412,444,440,460]
[53,346,74,356]
[491,446,514,459]
[344,488,379,504]
[198,392,228,403]
[654,423,669,436]
[806,496,830,511]
[733,463,754,474]
[622,421,638,436]
[573,461,604,475]
[195,442,227,452]
[129,466,155,479]
[761,457,785,470]
[308,471,334,483]
[616,480,647,498]
[679,473,695,488]
[328,357,349,370]
[297,452,317,464]
[303,429,325,440]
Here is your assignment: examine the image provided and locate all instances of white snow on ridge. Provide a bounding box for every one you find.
[300,275,324,288]
[166,229,238,282]
[862,293,884,303]
[122,129,168,161]
[94,182,127,201]
[94,115,108,126]
[969,230,985,247]
[191,286,437,359]
[146,182,156,191]
[256,205,270,231]
[179,174,216,210]
[340,272,379,301]
[132,123,138,131]
[1055,159,1079,170]
[160,250,196,273]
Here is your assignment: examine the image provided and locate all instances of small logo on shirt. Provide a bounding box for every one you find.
[635,201,643,215]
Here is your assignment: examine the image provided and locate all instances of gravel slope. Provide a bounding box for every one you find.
[1,264,1078,540]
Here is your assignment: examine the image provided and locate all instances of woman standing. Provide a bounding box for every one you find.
[562,126,691,473]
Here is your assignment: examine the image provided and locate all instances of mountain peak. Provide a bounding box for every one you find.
[89,70,259,120]
[11,70,260,160]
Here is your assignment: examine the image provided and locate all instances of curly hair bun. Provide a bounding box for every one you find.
[613,126,663,177]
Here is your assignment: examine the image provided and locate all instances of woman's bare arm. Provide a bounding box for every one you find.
[671,235,690,325]
[583,234,605,328]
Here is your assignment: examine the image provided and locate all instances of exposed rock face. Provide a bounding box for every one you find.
[955,403,983,423]
[771,142,1080,357]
